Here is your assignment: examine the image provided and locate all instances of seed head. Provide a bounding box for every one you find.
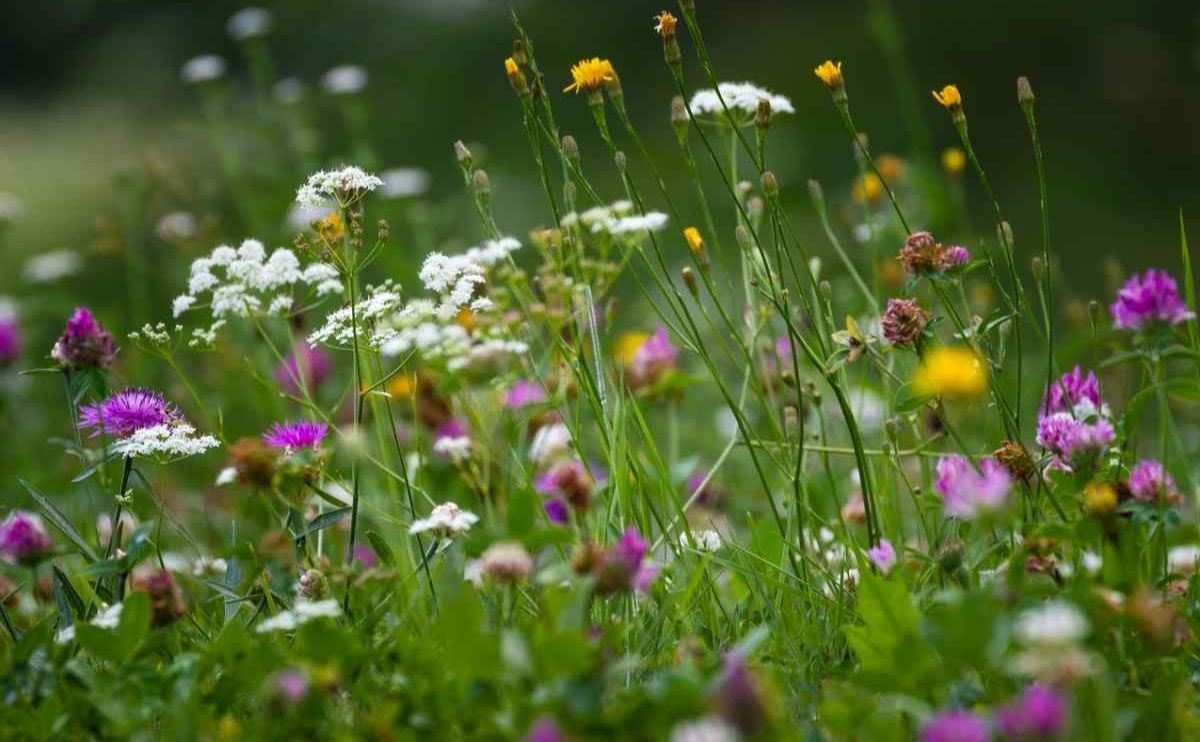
[654,11,678,39]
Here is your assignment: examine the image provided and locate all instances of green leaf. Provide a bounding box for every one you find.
[18,479,98,562]
[115,591,150,657]
[365,531,395,567]
[893,382,932,414]
[507,487,537,537]
[297,507,352,538]
[843,571,939,694]
[52,567,85,623]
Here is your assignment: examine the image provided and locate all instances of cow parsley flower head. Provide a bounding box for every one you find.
[24,249,81,283]
[1015,601,1088,646]
[181,55,226,84]
[409,502,478,539]
[114,424,220,460]
[1110,268,1194,330]
[262,421,329,451]
[688,82,794,121]
[295,165,383,208]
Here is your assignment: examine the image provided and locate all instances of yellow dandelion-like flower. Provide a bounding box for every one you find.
[813,60,843,90]
[564,57,616,94]
[504,57,519,78]
[387,373,419,400]
[911,346,987,400]
[932,84,963,111]
[877,154,905,183]
[851,173,883,204]
[683,226,704,253]
[456,308,476,332]
[615,332,649,366]
[654,11,678,38]
[316,211,344,241]
[941,147,966,175]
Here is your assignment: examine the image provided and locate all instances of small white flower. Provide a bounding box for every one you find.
[273,77,307,105]
[1014,601,1088,646]
[593,211,669,236]
[380,167,431,198]
[0,192,24,223]
[408,502,478,538]
[689,81,794,119]
[321,65,367,95]
[432,435,472,463]
[226,7,272,40]
[529,422,572,467]
[215,467,238,486]
[157,211,197,241]
[670,716,741,742]
[1081,550,1103,576]
[296,166,384,208]
[680,530,722,553]
[1168,545,1200,576]
[181,55,226,84]
[24,250,81,283]
[92,603,124,629]
[172,295,196,318]
[113,424,221,460]
[255,599,342,634]
[192,556,227,576]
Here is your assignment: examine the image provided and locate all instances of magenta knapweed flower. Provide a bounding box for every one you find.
[79,388,178,438]
[1036,413,1114,469]
[0,510,53,566]
[996,684,1066,740]
[274,345,333,396]
[1041,365,1102,417]
[1110,269,1194,330]
[505,379,547,409]
[629,326,678,385]
[434,417,468,441]
[1128,459,1181,505]
[921,709,989,742]
[0,316,21,367]
[51,307,117,371]
[867,538,898,575]
[262,420,329,450]
[935,455,1012,520]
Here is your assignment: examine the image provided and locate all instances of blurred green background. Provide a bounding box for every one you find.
[1,0,1198,450]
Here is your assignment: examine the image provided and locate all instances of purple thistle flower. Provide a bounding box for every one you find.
[630,326,678,384]
[935,455,1012,520]
[79,388,178,438]
[921,709,989,742]
[543,498,569,525]
[0,316,21,367]
[505,379,547,409]
[262,420,329,450]
[51,307,117,371]
[867,538,898,575]
[1110,269,1194,331]
[996,684,1066,740]
[1041,366,1102,417]
[1128,459,1180,505]
[274,345,333,396]
[613,527,648,570]
[1036,414,1114,470]
[0,510,53,566]
[527,716,570,742]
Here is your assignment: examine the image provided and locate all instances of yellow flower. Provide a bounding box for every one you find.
[932,84,963,111]
[683,227,704,253]
[1083,481,1117,515]
[813,60,843,90]
[877,154,905,182]
[387,373,419,400]
[615,332,649,366]
[851,172,883,204]
[911,346,987,400]
[941,147,966,175]
[504,57,519,78]
[456,308,476,332]
[564,58,616,94]
[654,11,678,38]
[316,211,343,241]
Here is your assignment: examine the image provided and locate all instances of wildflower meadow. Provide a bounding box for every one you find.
[4,2,1200,740]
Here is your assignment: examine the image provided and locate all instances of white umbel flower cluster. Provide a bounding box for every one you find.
[432,435,472,462]
[181,55,226,84]
[688,82,794,118]
[255,599,342,633]
[679,530,723,553]
[409,502,479,538]
[24,249,82,283]
[113,424,221,460]
[561,200,668,237]
[55,602,124,644]
[174,238,342,324]
[1014,601,1089,646]
[307,281,403,347]
[295,165,384,208]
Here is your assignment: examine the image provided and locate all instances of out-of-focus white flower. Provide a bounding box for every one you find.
[689,82,794,118]
[226,7,272,40]
[1081,550,1103,576]
[181,55,227,84]
[1014,601,1088,646]
[92,603,124,629]
[215,466,238,486]
[256,599,342,633]
[113,424,221,460]
[680,530,722,553]
[593,212,669,236]
[670,716,741,742]
[156,211,198,242]
[192,556,228,576]
[296,166,383,208]
[409,502,478,538]
[287,201,334,231]
[24,250,81,283]
[321,65,367,95]
[0,193,24,223]
[273,77,306,104]
[380,167,431,199]
[1168,545,1200,576]
[480,541,534,582]
[529,422,572,467]
[433,435,472,462]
